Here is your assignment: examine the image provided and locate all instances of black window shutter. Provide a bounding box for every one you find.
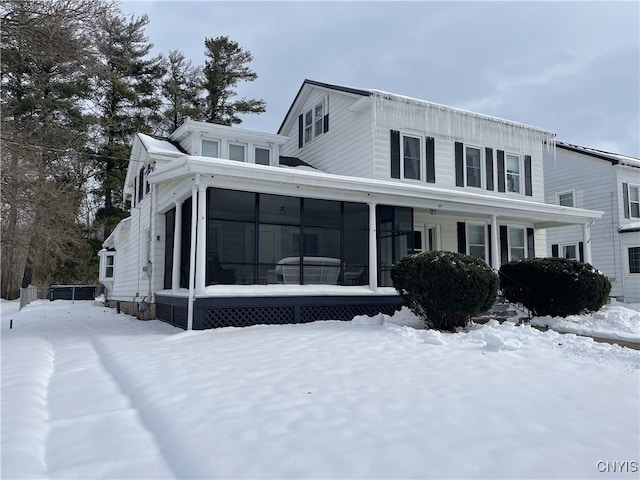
[455,142,464,187]
[623,183,630,218]
[390,130,400,179]
[323,113,329,133]
[298,114,303,148]
[487,224,492,266]
[425,137,435,183]
[524,155,533,196]
[138,167,144,201]
[527,228,535,258]
[485,148,494,191]
[579,242,584,262]
[497,150,505,192]
[551,244,559,257]
[457,222,466,254]
[499,225,508,265]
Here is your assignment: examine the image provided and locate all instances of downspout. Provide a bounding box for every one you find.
[187,174,200,331]
[582,219,594,265]
[368,202,378,290]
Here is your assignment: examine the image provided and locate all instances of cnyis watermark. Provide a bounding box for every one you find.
[596,461,638,473]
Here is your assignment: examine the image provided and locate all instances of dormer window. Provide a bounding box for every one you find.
[202,139,219,158]
[255,147,270,165]
[229,143,245,162]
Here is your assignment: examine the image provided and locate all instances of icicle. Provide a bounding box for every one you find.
[372,91,555,153]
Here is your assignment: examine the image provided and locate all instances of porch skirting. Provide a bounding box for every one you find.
[156,294,406,330]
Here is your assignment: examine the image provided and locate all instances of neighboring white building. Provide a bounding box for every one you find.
[544,142,640,302]
[99,80,603,329]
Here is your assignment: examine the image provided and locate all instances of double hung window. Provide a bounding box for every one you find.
[629,247,640,274]
[467,223,486,260]
[304,100,325,144]
[506,153,521,193]
[629,185,639,218]
[508,227,526,260]
[403,135,421,180]
[465,147,482,188]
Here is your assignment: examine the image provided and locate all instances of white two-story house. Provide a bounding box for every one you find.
[544,141,640,302]
[99,79,602,329]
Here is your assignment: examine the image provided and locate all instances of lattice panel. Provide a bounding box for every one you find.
[173,306,188,329]
[300,304,401,323]
[156,303,171,321]
[202,306,295,329]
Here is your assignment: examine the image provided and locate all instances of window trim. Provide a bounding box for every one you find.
[466,222,487,261]
[557,190,575,207]
[400,133,422,181]
[507,225,527,261]
[560,242,579,260]
[505,152,522,194]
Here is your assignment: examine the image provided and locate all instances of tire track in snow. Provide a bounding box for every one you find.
[42,323,175,479]
[90,335,191,479]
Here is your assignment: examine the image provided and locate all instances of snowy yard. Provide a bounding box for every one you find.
[1,299,639,479]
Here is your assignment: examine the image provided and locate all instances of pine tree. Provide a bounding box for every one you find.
[159,49,203,134]
[202,36,266,125]
[1,0,105,298]
[90,10,165,237]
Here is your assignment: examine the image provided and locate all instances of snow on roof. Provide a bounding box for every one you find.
[137,133,183,155]
[619,222,640,233]
[557,141,640,168]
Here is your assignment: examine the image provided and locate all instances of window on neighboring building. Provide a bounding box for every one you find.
[506,153,521,193]
[509,227,526,260]
[228,143,245,162]
[629,185,640,218]
[403,135,421,180]
[202,139,219,158]
[255,147,270,165]
[629,247,640,274]
[467,223,486,260]
[465,146,482,188]
[557,191,574,207]
[303,100,325,144]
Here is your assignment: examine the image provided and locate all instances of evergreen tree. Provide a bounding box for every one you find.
[159,49,203,134]
[1,0,105,298]
[202,36,265,125]
[90,10,165,237]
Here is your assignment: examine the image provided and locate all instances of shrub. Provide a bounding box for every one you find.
[499,258,611,317]
[391,251,499,331]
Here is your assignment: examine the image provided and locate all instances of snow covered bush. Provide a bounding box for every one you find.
[390,251,499,331]
[499,258,611,317]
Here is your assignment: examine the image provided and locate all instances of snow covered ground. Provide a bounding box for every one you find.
[1,299,639,479]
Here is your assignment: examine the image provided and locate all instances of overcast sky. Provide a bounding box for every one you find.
[122,1,639,157]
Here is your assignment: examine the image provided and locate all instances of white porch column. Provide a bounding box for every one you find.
[490,214,499,270]
[171,200,182,293]
[368,202,378,290]
[187,175,200,331]
[195,183,207,293]
[582,222,593,264]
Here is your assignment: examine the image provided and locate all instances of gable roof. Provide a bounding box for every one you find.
[556,141,640,168]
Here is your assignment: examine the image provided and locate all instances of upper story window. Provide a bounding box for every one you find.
[465,146,482,188]
[403,135,421,180]
[506,153,521,193]
[100,251,115,281]
[255,147,270,166]
[301,100,327,146]
[229,143,246,162]
[557,191,574,207]
[629,185,639,218]
[202,139,220,158]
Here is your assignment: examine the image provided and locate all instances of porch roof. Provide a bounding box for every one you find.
[147,156,603,229]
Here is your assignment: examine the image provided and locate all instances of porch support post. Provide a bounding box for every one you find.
[187,174,200,331]
[171,200,182,293]
[582,222,593,264]
[195,183,207,293]
[368,202,378,290]
[490,214,499,270]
